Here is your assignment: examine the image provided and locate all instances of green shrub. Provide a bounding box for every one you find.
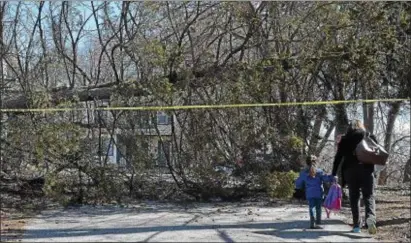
[265,170,299,199]
[44,172,73,206]
[288,136,304,150]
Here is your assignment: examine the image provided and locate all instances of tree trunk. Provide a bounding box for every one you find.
[309,106,326,156]
[361,84,375,134]
[378,102,401,185]
[316,122,335,156]
[367,104,375,134]
[334,103,349,143]
[403,158,411,183]
[363,102,375,134]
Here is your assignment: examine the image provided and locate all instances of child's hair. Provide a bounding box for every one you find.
[306,155,317,178]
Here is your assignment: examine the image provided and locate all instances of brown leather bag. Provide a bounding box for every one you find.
[355,133,389,165]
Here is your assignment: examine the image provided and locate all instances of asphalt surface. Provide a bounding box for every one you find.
[21,202,378,242]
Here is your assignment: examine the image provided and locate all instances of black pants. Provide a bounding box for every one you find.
[337,160,346,188]
[344,164,376,228]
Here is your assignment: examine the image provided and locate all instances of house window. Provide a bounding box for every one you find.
[137,111,156,128]
[157,141,170,167]
[93,100,110,124]
[94,109,108,124]
[142,141,149,150]
[157,112,170,125]
[102,138,114,156]
[116,147,125,166]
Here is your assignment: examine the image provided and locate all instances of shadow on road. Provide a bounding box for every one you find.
[22,219,356,241]
[255,229,373,240]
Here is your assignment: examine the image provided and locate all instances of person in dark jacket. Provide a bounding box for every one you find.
[332,120,377,234]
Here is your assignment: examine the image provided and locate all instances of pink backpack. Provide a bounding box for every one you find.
[323,182,342,218]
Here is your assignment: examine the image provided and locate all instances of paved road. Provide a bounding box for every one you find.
[21,202,378,242]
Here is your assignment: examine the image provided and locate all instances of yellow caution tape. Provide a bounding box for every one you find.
[0,98,409,113]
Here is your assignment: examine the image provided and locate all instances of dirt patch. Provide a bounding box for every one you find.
[0,192,51,242]
[338,186,410,243]
[1,210,27,242]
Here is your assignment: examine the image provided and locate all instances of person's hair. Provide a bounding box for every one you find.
[306,155,317,178]
[346,119,365,134]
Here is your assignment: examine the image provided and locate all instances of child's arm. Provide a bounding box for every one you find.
[320,171,335,183]
[295,172,305,189]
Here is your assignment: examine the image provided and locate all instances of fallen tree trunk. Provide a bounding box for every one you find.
[1,82,148,110]
[1,62,282,110]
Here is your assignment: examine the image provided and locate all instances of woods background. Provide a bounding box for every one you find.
[0,2,410,205]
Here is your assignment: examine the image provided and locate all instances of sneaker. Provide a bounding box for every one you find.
[352,227,361,233]
[366,218,377,235]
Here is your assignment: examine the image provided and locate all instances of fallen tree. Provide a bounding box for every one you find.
[0,62,286,110]
[1,82,150,110]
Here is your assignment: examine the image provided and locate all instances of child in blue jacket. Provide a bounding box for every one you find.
[295,155,335,229]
